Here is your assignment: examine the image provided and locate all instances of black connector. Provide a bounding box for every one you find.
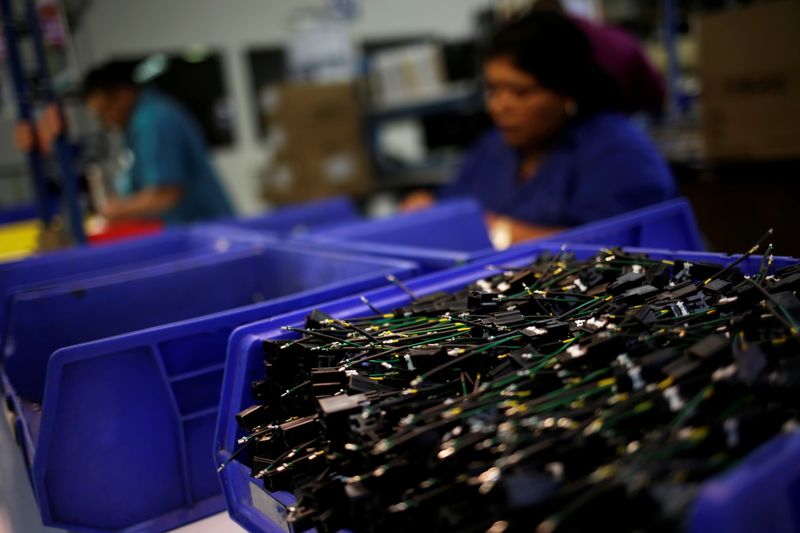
[236,404,271,433]
[607,272,646,295]
[619,285,659,305]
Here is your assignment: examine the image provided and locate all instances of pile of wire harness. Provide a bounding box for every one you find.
[229,237,800,532]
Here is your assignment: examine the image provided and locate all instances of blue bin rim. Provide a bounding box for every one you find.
[213,196,359,229]
[24,242,418,344]
[296,239,488,264]
[294,196,704,267]
[0,226,278,366]
[216,242,799,532]
[312,198,481,229]
[304,198,486,239]
[7,239,411,302]
[540,197,703,250]
[0,224,276,273]
[295,198,494,265]
[7,246,267,301]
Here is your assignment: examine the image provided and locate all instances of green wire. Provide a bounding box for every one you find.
[670,384,713,431]
[474,334,523,354]
[406,329,472,349]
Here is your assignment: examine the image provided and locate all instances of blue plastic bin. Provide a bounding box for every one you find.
[296,198,703,273]
[542,197,703,250]
[0,227,271,358]
[218,196,361,236]
[2,243,418,533]
[215,243,798,533]
[0,203,37,224]
[297,199,495,271]
[484,198,704,269]
[0,199,60,225]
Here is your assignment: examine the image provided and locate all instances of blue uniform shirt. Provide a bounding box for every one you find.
[439,112,676,227]
[120,86,234,224]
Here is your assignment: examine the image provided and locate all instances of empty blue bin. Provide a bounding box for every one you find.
[542,197,703,250]
[297,199,495,271]
[296,197,703,273]
[476,198,704,269]
[215,243,798,533]
[0,227,272,360]
[2,243,418,533]
[218,196,361,236]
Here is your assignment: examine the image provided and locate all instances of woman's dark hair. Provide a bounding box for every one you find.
[81,60,139,98]
[485,11,622,115]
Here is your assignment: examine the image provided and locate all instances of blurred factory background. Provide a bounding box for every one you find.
[1,0,799,253]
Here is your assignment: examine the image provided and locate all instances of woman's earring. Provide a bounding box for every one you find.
[564,100,578,117]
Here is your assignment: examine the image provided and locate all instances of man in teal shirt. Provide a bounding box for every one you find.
[83,62,234,224]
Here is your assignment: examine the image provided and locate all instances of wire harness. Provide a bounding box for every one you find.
[230,237,800,532]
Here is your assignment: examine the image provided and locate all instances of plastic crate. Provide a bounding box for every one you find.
[470,198,705,271]
[0,199,59,225]
[1,244,418,533]
[0,227,270,359]
[215,243,799,533]
[296,199,495,271]
[542,197,703,250]
[296,198,703,273]
[219,196,361,236]
[0,204,37,225]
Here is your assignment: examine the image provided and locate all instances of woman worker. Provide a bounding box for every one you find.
[402,12,676,244]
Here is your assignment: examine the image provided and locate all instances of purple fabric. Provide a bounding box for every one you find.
[572,17,666,114]
[438,113,677,227]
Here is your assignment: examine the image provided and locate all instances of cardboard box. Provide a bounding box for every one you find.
[698,1,800,160]
[262,83,373,204]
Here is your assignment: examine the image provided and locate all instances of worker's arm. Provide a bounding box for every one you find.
[13,121,37,152]
[116,107,194,222]
[400,190,437,212]
[486,212,564,248]
[101,185,183,221]
[402,131,497,213]
[13,105,63,153]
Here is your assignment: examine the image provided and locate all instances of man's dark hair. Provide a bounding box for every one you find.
[485,11,622,115]
[81,60,139,98]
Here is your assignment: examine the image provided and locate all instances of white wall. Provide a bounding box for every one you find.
[74,0,492,214]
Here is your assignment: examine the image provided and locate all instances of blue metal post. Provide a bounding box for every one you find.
[0,0,53,227]
[24,0,86,244]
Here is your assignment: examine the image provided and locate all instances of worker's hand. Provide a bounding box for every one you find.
[100,197,126,222]
[486,212,563,249]
[400,190,436,212]
[486,212,513,250]
[13,120,37,152]
[36,104,65,155]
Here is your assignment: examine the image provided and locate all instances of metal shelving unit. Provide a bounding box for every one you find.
[0,0,85,243]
